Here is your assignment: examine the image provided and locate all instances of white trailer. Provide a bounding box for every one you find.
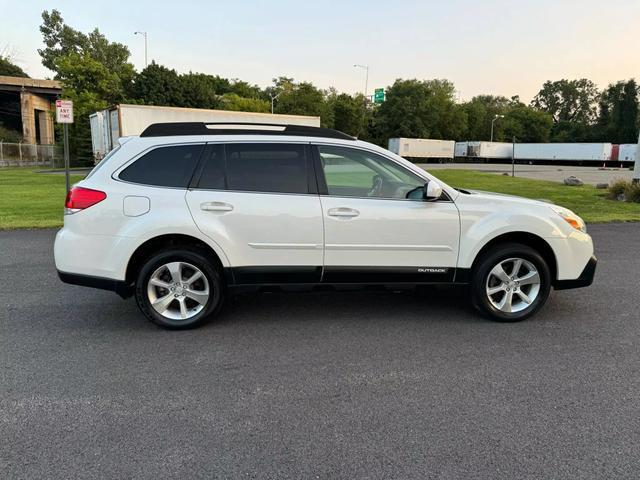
[454,141,469,157]
[90,104,321,159]
[387,138,455,160]
[617,144,637,162]
[514,143,612,162]
[466,141,513,159]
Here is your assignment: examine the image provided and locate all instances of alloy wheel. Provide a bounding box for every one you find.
[146,261,210,320]
[485,257,541,313]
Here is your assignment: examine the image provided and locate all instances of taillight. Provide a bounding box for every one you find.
[65,187,107,213]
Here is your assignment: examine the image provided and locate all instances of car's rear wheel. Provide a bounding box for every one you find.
[471,243,551,322]
[135,247,223,329]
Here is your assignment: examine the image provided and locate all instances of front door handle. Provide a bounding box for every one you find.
[328,207,360,218]
[201,201,234,212]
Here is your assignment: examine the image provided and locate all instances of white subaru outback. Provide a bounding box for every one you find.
[55,123,596,329]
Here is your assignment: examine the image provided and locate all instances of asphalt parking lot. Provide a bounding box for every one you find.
[424,162,635,185]
[2,225,640,479]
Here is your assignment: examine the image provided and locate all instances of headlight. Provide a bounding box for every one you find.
[550,205,586,233]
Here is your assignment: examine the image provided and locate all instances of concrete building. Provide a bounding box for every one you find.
[0,76,62,145]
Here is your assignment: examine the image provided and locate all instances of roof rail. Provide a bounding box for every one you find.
[139,122,356,140]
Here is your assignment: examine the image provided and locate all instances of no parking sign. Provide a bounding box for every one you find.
[55,99,74,124]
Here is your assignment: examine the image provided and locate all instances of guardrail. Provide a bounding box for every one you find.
[0,141,64,168]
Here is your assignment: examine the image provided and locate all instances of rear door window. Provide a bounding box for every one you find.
[119,144,204,188]
[224,143,310,194]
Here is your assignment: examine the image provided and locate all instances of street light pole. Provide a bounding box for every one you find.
[269,92,281,114]
[633,129,640,183]
[490,114,504,142]
[134,31,148,67]
[353,64,369,102]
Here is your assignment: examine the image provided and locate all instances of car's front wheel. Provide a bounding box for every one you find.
[135,247,224,329]
[471,243,551,322]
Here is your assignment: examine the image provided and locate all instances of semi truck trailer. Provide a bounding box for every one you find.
[90,104,321,160]
[388,138,455,161]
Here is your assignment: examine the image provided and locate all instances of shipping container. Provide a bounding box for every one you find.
[617,144,637,162]
[514,143,612,162]
[90,104,321,159]
[388,138,455,160]
[466,141,513,159]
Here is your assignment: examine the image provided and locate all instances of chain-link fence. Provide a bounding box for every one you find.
[0,142,64,168]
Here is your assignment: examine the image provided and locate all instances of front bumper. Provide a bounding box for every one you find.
[553,255,597,290]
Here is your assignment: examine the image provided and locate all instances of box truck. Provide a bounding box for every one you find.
[387,138,455,161]
[90,104,321,160]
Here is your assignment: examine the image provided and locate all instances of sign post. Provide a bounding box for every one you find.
[373,88,385,104]
[55,99,73,193]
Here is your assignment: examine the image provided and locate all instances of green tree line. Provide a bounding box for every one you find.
[1,10,638,164]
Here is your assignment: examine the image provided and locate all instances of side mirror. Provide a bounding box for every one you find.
[424,180,443,201]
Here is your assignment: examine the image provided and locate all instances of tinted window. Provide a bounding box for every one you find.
[318,145,424,199]
[225,143,309,194]
[195,144,226,190]
[119,144,203,188]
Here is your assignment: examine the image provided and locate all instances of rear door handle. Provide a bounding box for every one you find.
[328,207,360,218]
[200,201,234,212]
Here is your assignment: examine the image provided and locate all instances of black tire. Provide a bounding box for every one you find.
[134,247,224,329]
[471,242,551,322]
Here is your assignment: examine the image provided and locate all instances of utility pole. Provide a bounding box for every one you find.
[134,31,148,67]
[490,114,504,142]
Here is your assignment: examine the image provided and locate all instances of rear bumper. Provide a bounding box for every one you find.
[553,255,597,290]
[57,270,132,298]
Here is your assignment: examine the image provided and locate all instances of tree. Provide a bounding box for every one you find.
[461,95,512,140]
[0,56,29,77]
[460,95,552,142]
[596,80,639,143]
[38,9,135,164]
[327,91,364,136]
[227,79,263,99]
[130,62,184,106]
[219,93,269,112]
[501,102,553,142]
[39,10,134,87]
[179,72,222,109]
[271,78,334,127]
[531,79,599,141]
[531,79,599,124]
[372,79,467,144]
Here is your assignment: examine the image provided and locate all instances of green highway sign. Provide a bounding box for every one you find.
[373,88,385,104]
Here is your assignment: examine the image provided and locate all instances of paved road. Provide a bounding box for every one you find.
[423,162,634,186]
[2,225,639,479]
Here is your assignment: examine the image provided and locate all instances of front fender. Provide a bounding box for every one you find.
[456,202,566,270]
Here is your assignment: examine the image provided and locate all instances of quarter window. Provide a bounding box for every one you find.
[317,145,425,199]
[225,143,309,194]
[119,144,203,188]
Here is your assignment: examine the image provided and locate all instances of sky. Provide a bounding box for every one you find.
[2,0,639,102]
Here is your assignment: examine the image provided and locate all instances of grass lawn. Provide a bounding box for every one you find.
[0,168,85,229]
[431,169,640,223]
[1,167,639,229]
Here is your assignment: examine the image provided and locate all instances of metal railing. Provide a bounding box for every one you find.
[0,141,64,168]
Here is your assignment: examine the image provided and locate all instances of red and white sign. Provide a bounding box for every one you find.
[55,99,74,124]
